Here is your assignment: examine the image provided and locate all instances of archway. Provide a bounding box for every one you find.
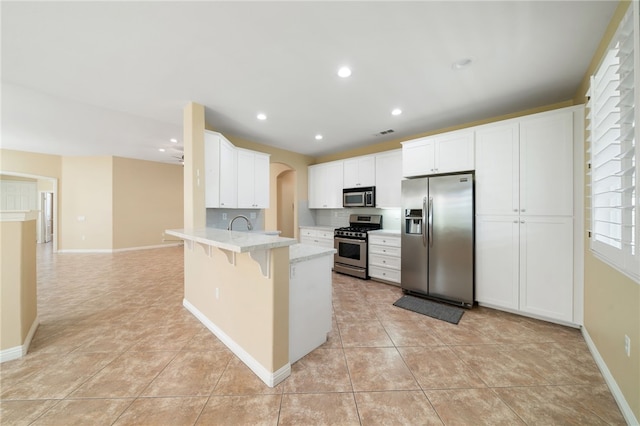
[267,163,297,239]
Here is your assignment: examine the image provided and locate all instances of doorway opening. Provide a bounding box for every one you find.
[0,172,58,252]
[267,163,297,239]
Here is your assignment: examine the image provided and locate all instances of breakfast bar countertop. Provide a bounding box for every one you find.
[165,228,296,253]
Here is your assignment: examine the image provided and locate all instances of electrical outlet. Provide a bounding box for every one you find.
[625,335,631,357]
[222,213,227,220]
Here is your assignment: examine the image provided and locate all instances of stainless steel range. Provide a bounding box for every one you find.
[334,214,383,279]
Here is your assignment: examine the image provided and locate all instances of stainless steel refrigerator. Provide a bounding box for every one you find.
[401,173,474,307]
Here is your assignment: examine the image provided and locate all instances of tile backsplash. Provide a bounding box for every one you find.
[206,209,264,231]
[311,207,402,230]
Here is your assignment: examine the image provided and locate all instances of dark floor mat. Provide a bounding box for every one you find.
[393,295,464,324]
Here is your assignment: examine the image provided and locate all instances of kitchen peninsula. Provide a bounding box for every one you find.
[165,228,334,387]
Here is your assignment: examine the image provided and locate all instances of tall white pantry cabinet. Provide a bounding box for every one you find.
[474,106,583,325]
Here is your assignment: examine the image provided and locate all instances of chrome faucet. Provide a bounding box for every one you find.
[227,215,253,231]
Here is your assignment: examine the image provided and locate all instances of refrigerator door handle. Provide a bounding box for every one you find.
[422,196,427,247]
[428,196,434,247]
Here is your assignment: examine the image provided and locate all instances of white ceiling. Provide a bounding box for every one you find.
[1,1,617,164]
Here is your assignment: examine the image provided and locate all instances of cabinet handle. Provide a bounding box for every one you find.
[520,221,525,224]
[513,220,518,224]
[513,209,518,212]
[521,209,526,212]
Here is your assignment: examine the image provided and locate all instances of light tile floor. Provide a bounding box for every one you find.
[0,245,626,425]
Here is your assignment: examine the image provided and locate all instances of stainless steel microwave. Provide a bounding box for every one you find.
[343,187,375,207]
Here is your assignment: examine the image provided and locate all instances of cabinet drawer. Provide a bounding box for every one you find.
[318,230,334,239]
[369,254,401,270]
[300,228,318,238]
[369,266,401,284]
[369,244,401,257]
[368,235,401,247]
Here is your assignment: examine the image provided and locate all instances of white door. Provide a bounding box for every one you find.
[519,216,574,322]
[237,149,255,208]
[253,153,270,208]
[42,192,53,243]
[375,150,402,208]
[475,123,520,216]
[519,111,573,217]
[219,137,237,208]
[435,130,475,174]
[475,216,520,310]
[402,138,435,177]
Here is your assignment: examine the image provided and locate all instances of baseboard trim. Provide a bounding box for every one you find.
[476,302,581,328]
[582,326,638,425]
[0,317,39,363]
[182,298,290,387]
[57,243,182,254]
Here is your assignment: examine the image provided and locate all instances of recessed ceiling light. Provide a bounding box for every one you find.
[158,148,166,152]
[315,134,323,140]
[452,58,473,70]
[257,113,267,120]
[391,108,402,116]
[337,66,352,78]
[170,138,178,143]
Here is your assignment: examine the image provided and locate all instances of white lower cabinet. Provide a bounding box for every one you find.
[299,227,335,249]
[368,233,401,285]
[476,215,574,323]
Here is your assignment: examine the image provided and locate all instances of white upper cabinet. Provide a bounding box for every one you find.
[475,123,520,216]
[309,161,344,208]
[343,155,375,188]
[402,129,474,177]
[519,110,573,217]
[475,109,573,217]
[374,150,402,208]
[237,148,270,208]
[205,131,237,208]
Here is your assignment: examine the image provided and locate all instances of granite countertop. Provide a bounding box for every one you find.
[368,229,401,236]
[165,228,296,253]
[289,244,336,264]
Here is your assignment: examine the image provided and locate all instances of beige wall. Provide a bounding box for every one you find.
[112,157,183,249]
[574,1,639,420]
[185,103,206,229]
[0,219,37,351]
[60,156,113,250]
[0,149,62,179]
[314,101,574,163]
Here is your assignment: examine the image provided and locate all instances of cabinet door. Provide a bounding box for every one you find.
[519,216,573,322]
[344,156,375,188]
[219,136,237,208]
[475,216,520,310]
[309,162,343,208]
[475,123,519,215]
[402,138,435,177]
[375,150,402,208]
[308,165,320,209]
[325,161,344,208]
[519,111,573,216]
[343,158,359,188]
[253,153,270,208]
[435,130,475,174]
[236,149,255,208]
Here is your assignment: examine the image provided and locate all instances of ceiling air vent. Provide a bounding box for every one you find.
[375,129,395,136]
